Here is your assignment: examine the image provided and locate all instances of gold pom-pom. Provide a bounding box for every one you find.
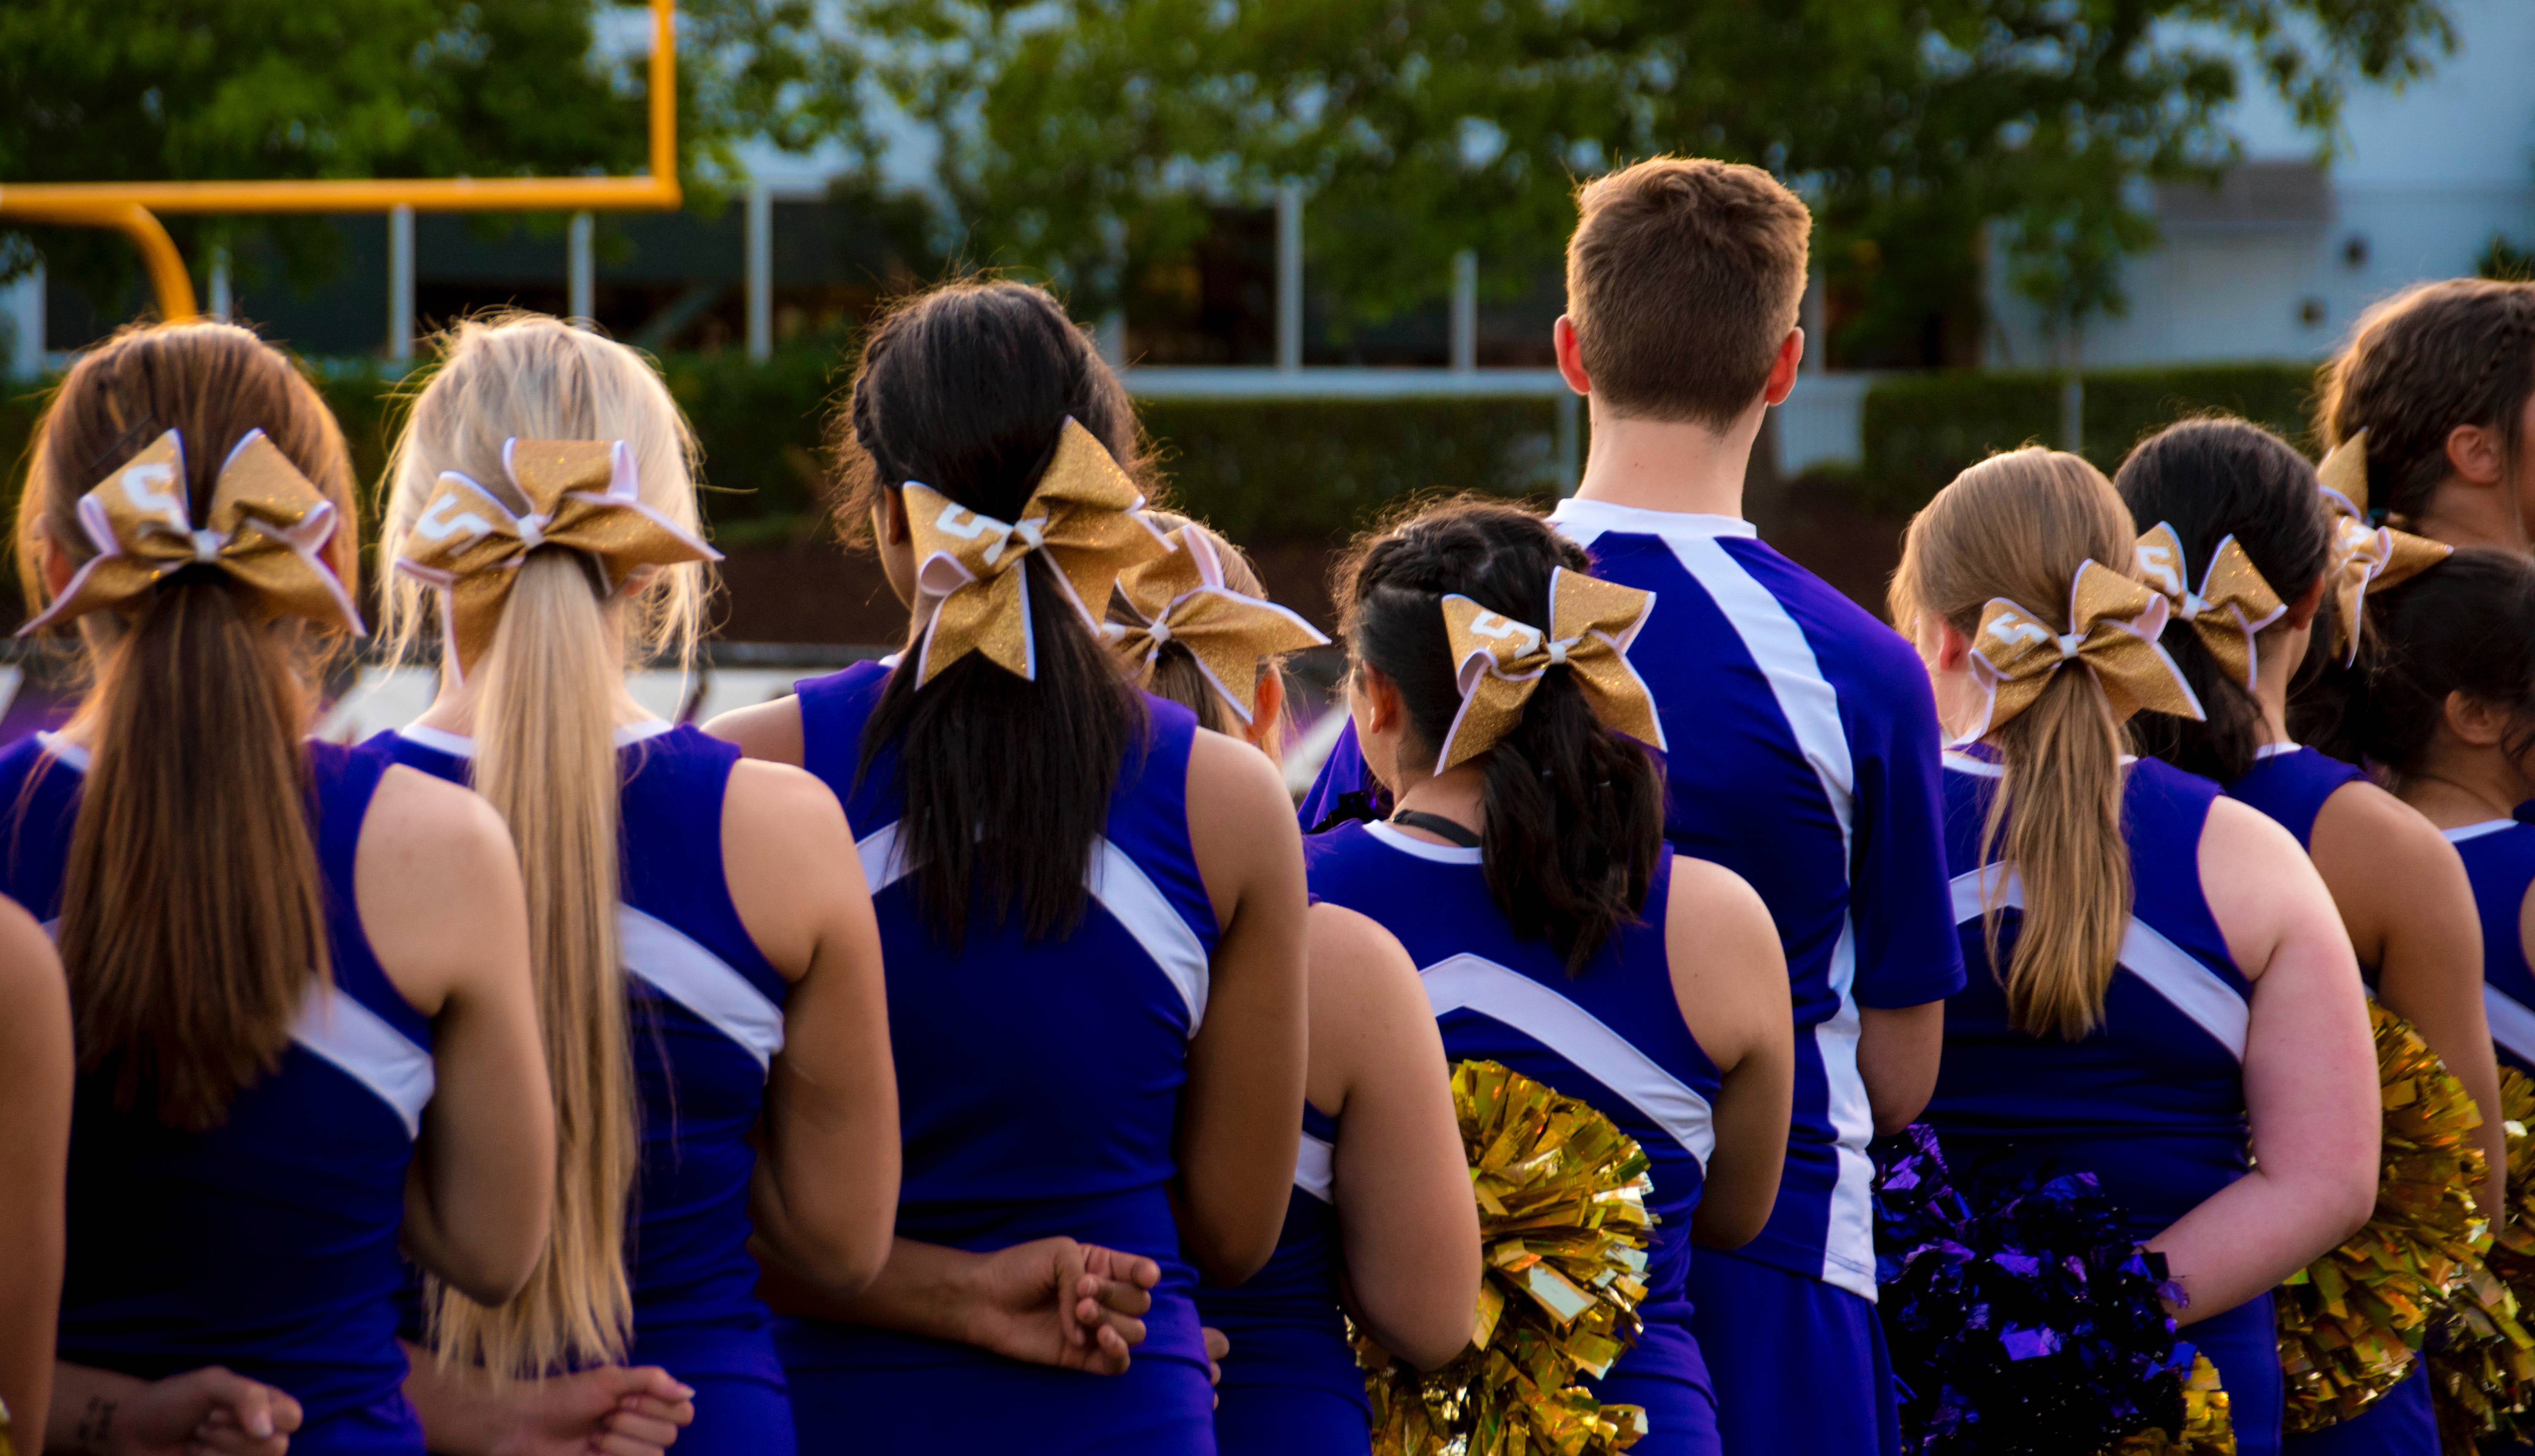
[1363,1059,1655,1456]
[2098,1355,2238,1455]
[2431,1065,2535,1449]
[2275,1003,2489,1430]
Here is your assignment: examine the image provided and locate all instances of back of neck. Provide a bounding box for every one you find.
[1568,402,1758,520]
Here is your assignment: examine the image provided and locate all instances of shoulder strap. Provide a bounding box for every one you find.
[1390,809,1482,848]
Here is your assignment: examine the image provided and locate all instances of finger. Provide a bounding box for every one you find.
[593,1430,673,1456]
[1074,1295,1147,1348]
[619,1394,698,1427]
[1083,1245,1161,1291]
[617,1366,698,1405]
[1054,1239,1090,1348]
[1204,1326,1232,1362]
[602,1410,684,1448]
[195,1368,281,1442]
[1078,1275,1152,1318]
[1095,1322,1137,1374]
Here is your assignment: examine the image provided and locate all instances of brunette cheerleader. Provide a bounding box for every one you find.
[1110,515,1482,1456]
[1901,448,2380,1456]
[371,314,900,1456]
[12,321,555,1454]
[709,280,1310,1455]
[1306,498,1795,1456]
[2114,418,2496,1453]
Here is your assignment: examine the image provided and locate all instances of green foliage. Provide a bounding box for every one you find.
[1855,361,2319,513]
[843,0,2452,349]
[2479,234,2535,283]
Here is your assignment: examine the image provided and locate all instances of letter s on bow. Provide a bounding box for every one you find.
[931,503,1018,566]
[416,491,494,546]
[1987,617,2054,650]
[1467,612,1545,657]
[120,462,187,531]
[2135,542,2182,596]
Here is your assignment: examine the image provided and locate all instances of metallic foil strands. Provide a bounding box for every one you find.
[2430,1066,2535,1450]
[2275,1003,2490,1431]
[2102,1356,2237,1456]
[1363,1059,1655,1456]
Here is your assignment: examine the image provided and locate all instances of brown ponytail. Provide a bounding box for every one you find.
[2317,278,2535,525]
[1892,448,2138,1040]
[17,322,354,1128]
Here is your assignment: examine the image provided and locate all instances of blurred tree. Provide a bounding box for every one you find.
[851,0,2452,364]
[0,0,867,319]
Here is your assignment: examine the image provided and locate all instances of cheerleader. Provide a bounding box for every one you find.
[707,279,1310,1454]
[1306,498,1795,1456]
[0,899,66,1450]
[1902,447,2380,1456]
[10,320,556,1453]
[2317,278,2535,553]
[1109,515,1482,1456]
[369,314,900,1456]
[2112,418,2497,1453]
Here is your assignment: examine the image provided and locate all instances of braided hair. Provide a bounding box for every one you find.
[1338,499,1666,974]
[2325,548,2535,788]
[2318,278,2535,525]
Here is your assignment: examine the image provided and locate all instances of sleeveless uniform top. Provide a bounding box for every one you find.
[2226,745,2368,855]
[374,723,795,1401]
[775,659,1224,1455]
[2447,817,2535,1077]
[0,733,436,1454]
[1306,819,1724,1447]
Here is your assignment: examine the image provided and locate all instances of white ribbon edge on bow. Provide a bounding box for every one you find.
[1955,560,2202,747]
[2135,524,2287,692]
[1431,566,1666,774]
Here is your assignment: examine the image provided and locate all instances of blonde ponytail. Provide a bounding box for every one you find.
[1893,447,2142,1041]
[424,551,637,1373]
[380,311,712,1376]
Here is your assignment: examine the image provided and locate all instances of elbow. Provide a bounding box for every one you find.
[442,1241,540,1309]
[1870,1102,1924,1140]
[1689,1204,1767,1253]
[1390,1316,1478,1374]
[1185,1217,1282,1289]
[2325,1162,2379,1244]
[772,1216,894,1300]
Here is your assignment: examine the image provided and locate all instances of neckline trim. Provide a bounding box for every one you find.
[2444,819,2520,843]
[36,730,89,774]
[1366,819,1484,864]
[1549,496,1756,541]
[398,718,678,759]
[2253,742,2302,760]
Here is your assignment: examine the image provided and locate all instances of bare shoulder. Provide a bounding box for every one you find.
[2200,792,2314,874]
[1306,902,1422,1014]
[1663,854,1787,1067]
[1183,725,1290,818]
[1665,854,1776,946]
[723,756,851,842]
[364,762,516,870]
[705,695,807,767]
[2312,778,2461,876]
[0,894,66,1042]
[2200,794,2339,978]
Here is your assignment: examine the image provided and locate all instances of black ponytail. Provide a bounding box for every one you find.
[2112,417,2338,781]
[2321,548,2535,784]
[834,280,1148,945]
[1341,499,1665,974]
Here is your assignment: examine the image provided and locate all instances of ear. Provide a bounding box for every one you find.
[1933,616,1973,673]
[1761,327,1804,408]
[2446,688,2512,748]
[1553,316,1591,397]
[1247,669,1287,752]
[2282,572,2328,631]
[875,487,911,546]
[38,527,73,600]
[2447,421,2506,487]
[1350,660,1407,737]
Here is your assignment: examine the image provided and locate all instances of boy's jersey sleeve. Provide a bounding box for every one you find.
[1845,651,1968,1009]
[1295,718,1388,831]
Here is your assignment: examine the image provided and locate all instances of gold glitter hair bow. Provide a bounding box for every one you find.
[1106,526,1329,725]
[904,416,1172,686]
[1434,567,1666,775]
[1960,560,2205,743]
[2317,430,2452,663]
[2132,523,2288,692]
[22,428,365,637]
[394,437,721,674]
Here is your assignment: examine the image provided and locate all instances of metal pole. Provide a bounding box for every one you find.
[207,245,232,321]
[1275,182,1303,373]
[745,181,772,362]
[1556,392,1582,497]
[1098,310,1126,367]
[2,261,40,379]
[1800,272,1825,374]
[1450,249,1477,373]
[568,210,594,324]
[388,203,414,362]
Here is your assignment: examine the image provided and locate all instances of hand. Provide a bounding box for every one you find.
[1203,1327,1230,1410]
[481,1366,696,1456]
[79,1366,303,1456]
[956,1236,1160,1374]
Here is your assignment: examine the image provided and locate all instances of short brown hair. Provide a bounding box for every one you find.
[1566,156,1811,428]
[2316,278,2535,524]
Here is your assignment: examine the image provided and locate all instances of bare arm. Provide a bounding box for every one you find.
[2147,797,2379,1324]
[703,696,804,769]
[0,899,67,1447]
[1313,906,1479,1370]
[726,760,900,1297]
[1857,1002,1944,1136]
[2311,782,2503,1219]
[758,1237,1158,1375]
[1177,730,1311,1285]
[360,766,555,1307]
[45,1363,299,1456]
[1668,858,1795,1250]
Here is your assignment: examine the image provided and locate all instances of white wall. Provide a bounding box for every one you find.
[1,264,41,380]
[1987,0,2535,369]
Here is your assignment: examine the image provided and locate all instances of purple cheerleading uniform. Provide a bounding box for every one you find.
[2224,744,2433,1456]
[2453,812,2535,1456]
[1928,750,2282,1456]
[377,722,798,1456]
[1301,497,1965,1455]
[777,660,1221,1455]
[1309,821,1724,1456]
[0,733,433,1453]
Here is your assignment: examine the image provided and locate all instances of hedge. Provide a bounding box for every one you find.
[1856,362,2320,514]
[1,346,1566,559]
